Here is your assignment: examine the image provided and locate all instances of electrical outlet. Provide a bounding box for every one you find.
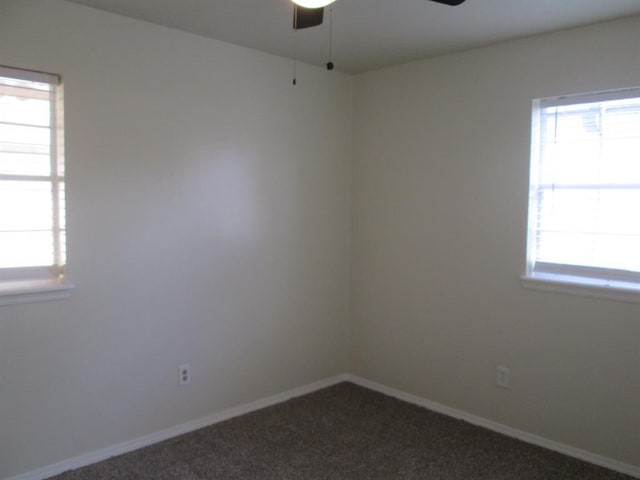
[496,365,510,388]
[179,363,191,385]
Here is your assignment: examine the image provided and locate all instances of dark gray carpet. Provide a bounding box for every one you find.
[50,382,633,479]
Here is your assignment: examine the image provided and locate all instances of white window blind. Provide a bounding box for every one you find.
[526,87,640,293]
[0,65,66,289]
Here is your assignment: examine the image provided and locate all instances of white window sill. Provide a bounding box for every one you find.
[521,274,640,304]
[0,281,74,306]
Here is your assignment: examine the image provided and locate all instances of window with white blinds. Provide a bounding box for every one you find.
[525,87,640,298]
[0,65,67,296]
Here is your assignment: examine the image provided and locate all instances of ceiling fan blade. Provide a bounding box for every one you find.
[427,0,466,5]
[293,5,324,30]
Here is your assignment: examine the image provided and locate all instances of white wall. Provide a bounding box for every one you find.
[351,16,640,469]
[0,1,351,477]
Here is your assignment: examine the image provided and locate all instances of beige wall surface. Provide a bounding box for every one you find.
[351,16,640,468]
[0,1,351,477]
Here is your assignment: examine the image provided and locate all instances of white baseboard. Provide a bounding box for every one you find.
[7,373,639,480]
[346,374,640,479]
[6,374,348,480]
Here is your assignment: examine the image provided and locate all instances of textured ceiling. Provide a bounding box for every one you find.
[66,0,640,73]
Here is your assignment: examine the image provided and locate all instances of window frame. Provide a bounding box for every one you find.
[523,86,640,303]
[0,65,73,306]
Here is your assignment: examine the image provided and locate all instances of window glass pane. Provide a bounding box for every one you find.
[0,152,51,176]
[600,139,640,183]
[603,103,640,139]
[539,140,601,185]
[538,231,640,272]
[534,187,640,271]
[0,87,51,127]
[540,107,640,185]
[0,231,54,268]
[0,181,53,231]
[0,124,51,149]
[0,75,52,92]
[543,106,601,143]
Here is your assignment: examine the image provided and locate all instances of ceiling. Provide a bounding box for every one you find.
[66,0,640,73]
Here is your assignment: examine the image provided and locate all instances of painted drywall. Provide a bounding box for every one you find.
[351,16,640,468]
[0,1,351,477]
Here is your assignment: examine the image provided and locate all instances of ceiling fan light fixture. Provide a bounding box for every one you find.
[292,0,336,8]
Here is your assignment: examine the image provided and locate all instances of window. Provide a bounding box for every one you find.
[524,87,640,302]
[0,65,71,305]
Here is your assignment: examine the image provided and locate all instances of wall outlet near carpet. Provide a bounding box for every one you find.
[496,365,510,388]
[179,363,191,385]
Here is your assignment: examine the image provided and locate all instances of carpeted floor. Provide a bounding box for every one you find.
[49,382,633,479]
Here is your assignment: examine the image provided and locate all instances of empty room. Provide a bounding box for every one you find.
[1,0,639,479]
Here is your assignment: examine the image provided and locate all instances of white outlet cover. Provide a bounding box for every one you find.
[178,363,191,385]
[496,365,510,388]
